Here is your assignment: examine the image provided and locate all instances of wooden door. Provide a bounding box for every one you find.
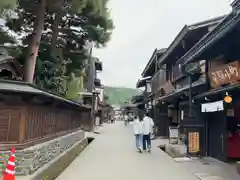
[207,111,227,161]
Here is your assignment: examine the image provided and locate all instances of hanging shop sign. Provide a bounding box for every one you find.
[169,126,179,139]
[201,100,224,112]
[208,60,240,88]
[224,95,232,104]
[181,110,184,120]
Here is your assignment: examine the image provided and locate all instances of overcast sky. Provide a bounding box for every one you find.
[93,0,232,88]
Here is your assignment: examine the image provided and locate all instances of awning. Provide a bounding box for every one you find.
[194,83,240,100]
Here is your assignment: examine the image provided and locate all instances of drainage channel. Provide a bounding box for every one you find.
[158,145,166,152]
[87,137,95,144]
[52,136,96,180]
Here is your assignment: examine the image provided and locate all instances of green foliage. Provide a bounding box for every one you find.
[0,0,114,98]
[0,0,17,12]
[104,86,141,106]
[66,76,81,100]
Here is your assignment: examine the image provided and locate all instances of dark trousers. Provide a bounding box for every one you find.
[142,133,151,150]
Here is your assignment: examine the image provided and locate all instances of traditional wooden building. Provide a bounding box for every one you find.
[127,94,145,118]
[78,91,96,130]
[0,47,23,80]
[0,47,91,149]
[136,49,166,124]
[84,56,103,127]
[151,16,224,145]
[178,0,240,161]
[84,57,102,92]
[0,47,92,176]
[136,16,224,139]
[0,80,91,150]
[102,103,113,122]
[94,86,104,124]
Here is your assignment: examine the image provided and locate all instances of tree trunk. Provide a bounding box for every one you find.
[51,0,65,58]
[23,0,46,83]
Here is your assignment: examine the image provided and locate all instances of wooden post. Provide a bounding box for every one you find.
[19,106,27,143]
[189,76,192,117]
[7,111,11,141]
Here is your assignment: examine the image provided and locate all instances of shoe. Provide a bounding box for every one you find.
[147,149,151,153]
[137,148,142,153]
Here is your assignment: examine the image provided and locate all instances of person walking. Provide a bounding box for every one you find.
[124,114,128,126]
[142,112,154,152]
[133,115,143,153]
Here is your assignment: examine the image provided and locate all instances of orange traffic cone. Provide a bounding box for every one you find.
[2,148,15,180]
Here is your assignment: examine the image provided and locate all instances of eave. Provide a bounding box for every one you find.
[179,13,238,65]
[136,76,151,88]
[194,83,240,101]
[0,80,91,110]
[141,48,166,77]
[156,78,206,102]
[157,15,225,66]
[231,0,240,10]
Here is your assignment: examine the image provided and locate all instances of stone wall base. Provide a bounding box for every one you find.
[27,138,88,180]
[0,129,87,177]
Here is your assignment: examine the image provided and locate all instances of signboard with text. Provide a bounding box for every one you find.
[208,60,240,88]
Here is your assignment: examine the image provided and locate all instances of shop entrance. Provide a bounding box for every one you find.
[226,100,240,160]
[155,104,169,137]
[205,99,240,162]
[206,111,227,161]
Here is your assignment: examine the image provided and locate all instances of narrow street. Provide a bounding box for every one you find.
[56,122,198,180]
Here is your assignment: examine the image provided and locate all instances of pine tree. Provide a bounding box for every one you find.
[1,0,113,98]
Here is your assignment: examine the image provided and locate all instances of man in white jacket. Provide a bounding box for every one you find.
[133,115,143,153]
[142,112,154,152]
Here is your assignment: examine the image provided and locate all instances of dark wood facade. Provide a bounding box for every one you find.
[134,0,240,163]
[0,81,91,150]
[136,16,224,142]
[178,1,240,161]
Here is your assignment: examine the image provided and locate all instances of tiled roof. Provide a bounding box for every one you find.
[0,80,91,109]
